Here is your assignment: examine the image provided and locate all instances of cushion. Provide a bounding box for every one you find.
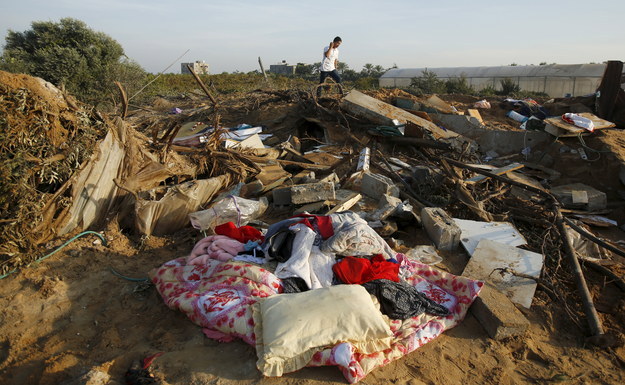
[252,284,393,377]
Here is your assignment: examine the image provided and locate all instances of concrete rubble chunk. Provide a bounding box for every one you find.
[361,172,400,198]
[272,186,292,207]
[367,194,402,221]
[550,183,607,211]
[421,207,461,251]
[291,181,335,204]
[471,283,530,340]
[341,90,459,140]
[462,239,543,309]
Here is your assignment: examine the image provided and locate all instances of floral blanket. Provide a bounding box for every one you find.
[151,254,482,383]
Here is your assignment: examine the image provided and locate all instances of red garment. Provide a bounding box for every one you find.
[332,254,400,284]
[293,214,334,239]
[214,221,264,243]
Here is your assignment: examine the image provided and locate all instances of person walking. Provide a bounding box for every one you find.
[318,36,342,96]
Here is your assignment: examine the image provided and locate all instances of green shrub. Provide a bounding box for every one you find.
[409,69,446,95]
[445,76,475,94]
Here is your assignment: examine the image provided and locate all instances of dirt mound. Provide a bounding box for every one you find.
[0,71,108,273]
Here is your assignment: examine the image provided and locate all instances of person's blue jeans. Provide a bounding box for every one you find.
[318,70,341,96]
[319,69,342,84]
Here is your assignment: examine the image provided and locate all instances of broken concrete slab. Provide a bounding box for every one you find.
[470,283,530,340]
[341,90,459,140]
[291,181,336,204]
[272,186,292,206]
[463,239,543,309]
[435,114,552,155]
[453,218,527,256]
[361,172,400,199]
[367,194,402,221]
[551,183,607,211]
[421,207,461,251]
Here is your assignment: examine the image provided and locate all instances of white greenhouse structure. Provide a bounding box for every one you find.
[379,64,611,97]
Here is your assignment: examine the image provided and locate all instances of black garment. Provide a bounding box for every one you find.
[265,228,296,262]
[362,279,450,320]
[281,277,310,293]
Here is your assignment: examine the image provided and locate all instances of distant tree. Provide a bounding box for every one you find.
[539,62,547,65]
[295,62,318,80]
[509,63,518,66]
[0,18,145,105]
[409,69,446,94]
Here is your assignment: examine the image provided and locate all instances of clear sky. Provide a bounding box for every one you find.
[1,0,624,74]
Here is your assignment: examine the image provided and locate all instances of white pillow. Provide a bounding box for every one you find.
[253,284,393,377]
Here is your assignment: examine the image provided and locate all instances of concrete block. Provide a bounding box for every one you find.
[471,283,530,340]
[550,183,607,211]
[291,182,335,204]
[361,172,399,199]
[272,187,292,206]
[421,207,461,251]
[367,194,402,221]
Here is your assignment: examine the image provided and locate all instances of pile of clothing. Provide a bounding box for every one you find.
[152,210,482,383]
[187,211,449,320]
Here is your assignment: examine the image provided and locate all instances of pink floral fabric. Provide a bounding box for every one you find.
[151,258,282,345]
[151,253,482,383]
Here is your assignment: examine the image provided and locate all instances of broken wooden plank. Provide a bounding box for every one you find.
[464,163,524,184]
[544,112,615,137]
[467,109,484,125]
[327,192,362,214]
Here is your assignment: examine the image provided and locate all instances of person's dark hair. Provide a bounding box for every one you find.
[333,36,342,43]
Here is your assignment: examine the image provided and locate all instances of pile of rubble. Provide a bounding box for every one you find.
[1,67,624,380]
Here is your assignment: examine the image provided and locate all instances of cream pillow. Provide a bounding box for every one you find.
[253,284,393,377]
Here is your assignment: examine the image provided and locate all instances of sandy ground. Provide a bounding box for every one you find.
[1,86,625,384]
